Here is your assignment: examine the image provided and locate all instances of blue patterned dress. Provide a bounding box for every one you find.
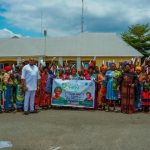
[103,70,118,101]
[70,74,79,80]
[16,84,24,109]
[4,84,13,111]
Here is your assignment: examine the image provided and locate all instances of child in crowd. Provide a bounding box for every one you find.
[142,85,150,112]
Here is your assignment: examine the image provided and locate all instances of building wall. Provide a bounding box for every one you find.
[0,57,40,62]
[0,56,140,68]
[95,56,134,67]
[45,56,140,69]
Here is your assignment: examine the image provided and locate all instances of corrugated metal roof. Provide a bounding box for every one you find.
[0,32,143,57]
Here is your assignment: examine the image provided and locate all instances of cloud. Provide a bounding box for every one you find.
[0,0,150,36]
[0,28,22,38]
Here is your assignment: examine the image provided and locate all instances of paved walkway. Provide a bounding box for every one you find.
[0,109,149,150]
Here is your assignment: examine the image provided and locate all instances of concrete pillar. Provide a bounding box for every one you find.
[77,57,81,71]
[58,57,63,66]
[38,56,44,66]
[17,57,22,66]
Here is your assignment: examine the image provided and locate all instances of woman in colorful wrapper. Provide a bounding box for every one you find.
[51,64,58,77]
[90,60,98,81]
[34,66,42,110]
[14,69,24,111]
[130,58,137,73]
[3,65,14,112]
[97,65,108,110]
[93,66,99,101]
[146,75,150,89]
[84,66,97,81]
[135,66,146,112]
[78,71,84,80]
[45,70,54,95]
[119,64,138,114]
[94,66,99,79]
[84,68,92,80]
[83,60,94,80]
[0,95,2,113]
[70,67,79,80]
[0,71,3,113]
[144,59,150,75]
[112,69,121,111]
[16,85,24,111]
[57,69,65,80]
[63,67,71,80]
[103,63,119,112]
[39,67,51,109]
[142,84,150,112]
[10,72,20,111]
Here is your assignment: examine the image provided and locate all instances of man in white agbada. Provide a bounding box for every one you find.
[21,58,41,115]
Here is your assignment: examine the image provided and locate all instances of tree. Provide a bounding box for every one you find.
[121,24,150,57]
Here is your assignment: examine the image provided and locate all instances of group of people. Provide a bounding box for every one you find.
[0,57,150,114]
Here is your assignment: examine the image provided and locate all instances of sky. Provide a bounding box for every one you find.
[0,0,150,38]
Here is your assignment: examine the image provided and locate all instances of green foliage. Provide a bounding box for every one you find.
[121,24,150,57]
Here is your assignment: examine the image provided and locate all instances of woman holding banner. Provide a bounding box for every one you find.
[70,67,79,80]
[39,67,51,109]
[64,67,71,80]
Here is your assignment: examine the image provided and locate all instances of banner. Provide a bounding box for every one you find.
[51,79,95,108]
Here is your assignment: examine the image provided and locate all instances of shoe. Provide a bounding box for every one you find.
[13,109,17,113]
[5,110,11,113]
[114,109,121,113]
[30,110,38,113]
[24,111,29,115]
[102,105,106,111]
[97,106,102,111]
[105,108,110,112]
